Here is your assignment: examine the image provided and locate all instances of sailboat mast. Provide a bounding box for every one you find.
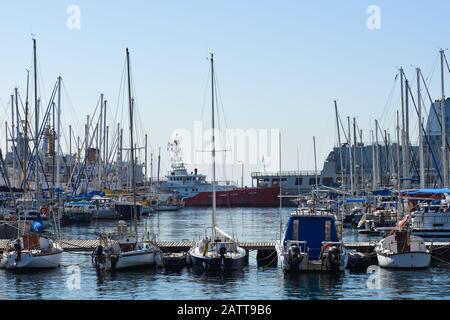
[313,136,318,190]
[33,38,39,199]
[210,53,217,238]
[417,68,425,189]
[126,48,137,236]
[57,76,62,190]
[24,70,30,193]
[440,49,448,188]
[334,101,344,190]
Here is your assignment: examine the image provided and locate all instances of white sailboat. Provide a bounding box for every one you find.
[376,215,431,269]
[189,53,247,272]
[2,38,63,271]
[4,233,63,270]
[92,48,162,271]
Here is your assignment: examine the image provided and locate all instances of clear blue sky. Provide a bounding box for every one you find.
[0,0,448,185]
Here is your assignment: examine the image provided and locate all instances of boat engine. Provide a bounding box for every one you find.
[92,245,105,267]
[326,246,341,271]
[287,244,303,270]
[219,245,227,270]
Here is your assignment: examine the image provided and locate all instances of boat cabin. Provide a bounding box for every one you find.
[283,212,340,260]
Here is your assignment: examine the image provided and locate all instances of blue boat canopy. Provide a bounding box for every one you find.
[403,188,450,196]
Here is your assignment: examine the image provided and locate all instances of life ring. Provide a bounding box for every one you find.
[40,207,48,217]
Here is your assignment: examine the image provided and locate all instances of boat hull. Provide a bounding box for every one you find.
[4,250,63,270]
[114,204,142,220]
[377,252,431,269]
[100,250,161,271]
[183,187,279,207]
[62,212,92,224]
[276,241,346,273]
[92,209,121,220]
[190,253,247,271]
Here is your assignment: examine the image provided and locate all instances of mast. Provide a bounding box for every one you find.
[106,125,109,177]
[313,136,319,190]
[15,87,21,188]
[396,111,401,190]
[157,147,161,186]
[69,125,72,155]
[279,131,282,241]
[334,101,344,189]
[126,48,138,236]
[210,53,217,238]
[405,78,410,187]
[359,129,364,189]
[353,117,358,191]
[33,38,40,198]
[145,133,148,182]
[98,93,103,189]
[347,117,354,193]
[56,76,62,190]
[441,49,448,188]
[11,94,15,188]
[103,100,107,169]
[375,120,380,187]
[24,70,30,193]
[371,130,376,190]
[400,68,408,188]
[417,68,425,189]
[150,153,153,193]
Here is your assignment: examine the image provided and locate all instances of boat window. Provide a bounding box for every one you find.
[295,178,303,186]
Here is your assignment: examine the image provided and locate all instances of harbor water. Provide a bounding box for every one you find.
[1,207,449,300]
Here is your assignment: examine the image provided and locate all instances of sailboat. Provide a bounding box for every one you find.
[92,48,162,271]
[189,54,247,272]
[375,214,431,269]
[2,38,63,270]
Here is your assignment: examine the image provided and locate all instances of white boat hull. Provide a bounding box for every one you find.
[377,252,431,269]
[4,250,63,269]
[101,250,162,271]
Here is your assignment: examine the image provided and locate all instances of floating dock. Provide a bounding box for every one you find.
[1,239,449,262]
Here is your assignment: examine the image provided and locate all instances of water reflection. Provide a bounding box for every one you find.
[282,272,345,300]
[1,207,450,299]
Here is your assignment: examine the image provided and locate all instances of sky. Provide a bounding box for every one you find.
[0,0,449,186]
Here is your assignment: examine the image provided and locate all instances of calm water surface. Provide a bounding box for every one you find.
[0,208,449,300]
